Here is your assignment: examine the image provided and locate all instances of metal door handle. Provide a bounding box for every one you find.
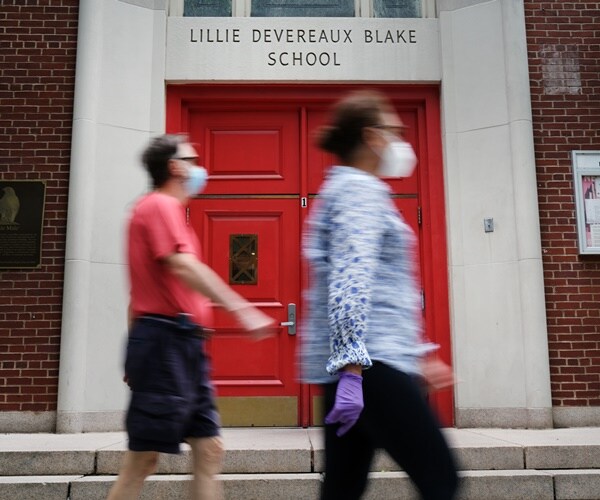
[279,303,296,335]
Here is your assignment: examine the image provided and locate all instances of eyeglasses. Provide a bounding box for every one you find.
[172,156,200,165]
[370,124,407,136]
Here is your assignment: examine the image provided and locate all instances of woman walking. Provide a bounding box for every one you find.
[299,90,458,500]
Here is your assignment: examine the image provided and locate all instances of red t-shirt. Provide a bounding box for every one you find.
[127,191,212,326]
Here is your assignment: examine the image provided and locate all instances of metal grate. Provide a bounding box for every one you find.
[229,234,258,284]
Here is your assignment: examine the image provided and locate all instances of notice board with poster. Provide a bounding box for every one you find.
[573,151,600,254]
[0,180,46,268]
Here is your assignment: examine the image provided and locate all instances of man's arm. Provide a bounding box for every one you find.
[163,252,274,336]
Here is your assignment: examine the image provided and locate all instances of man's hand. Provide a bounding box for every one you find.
[420,356,455,391]
[232,306,276,340]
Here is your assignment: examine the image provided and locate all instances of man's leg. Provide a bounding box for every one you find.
[106,450,159,500]
[188,436,225,500]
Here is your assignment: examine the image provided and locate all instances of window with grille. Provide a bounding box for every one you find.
[179,0,428,17]
[229,234,258,285]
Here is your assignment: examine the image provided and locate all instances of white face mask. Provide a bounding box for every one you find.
[376,135,418,179]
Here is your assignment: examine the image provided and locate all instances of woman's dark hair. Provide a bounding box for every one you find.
[317,90,392,163]
[141,134,186,188]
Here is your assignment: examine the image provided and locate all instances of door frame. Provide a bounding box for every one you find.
[166,83,454,426]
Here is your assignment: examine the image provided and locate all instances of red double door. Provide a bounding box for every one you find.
[167,85,452,427]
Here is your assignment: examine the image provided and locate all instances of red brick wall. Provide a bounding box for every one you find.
[525,2,600,406]
[0,1,79,413]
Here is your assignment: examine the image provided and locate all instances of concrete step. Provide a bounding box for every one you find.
[1,428,599,499]
[2,427,600,475]
[1,470,600,500]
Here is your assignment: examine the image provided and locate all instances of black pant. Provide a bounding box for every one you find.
[322,362,458,500]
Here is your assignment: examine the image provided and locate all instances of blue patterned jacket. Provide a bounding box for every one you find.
[299,166,437,384]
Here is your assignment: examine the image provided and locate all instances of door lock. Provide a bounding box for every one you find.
[280,303,296,335]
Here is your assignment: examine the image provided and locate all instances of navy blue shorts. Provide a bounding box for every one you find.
[124,314,220,454]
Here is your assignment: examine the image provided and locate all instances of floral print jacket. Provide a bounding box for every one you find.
[299,166,437,384]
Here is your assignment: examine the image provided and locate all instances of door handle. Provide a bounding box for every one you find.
[279,303,296,335]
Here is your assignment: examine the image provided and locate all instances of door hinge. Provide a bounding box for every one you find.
[417,206,422,226]
[421,289,425,311]
[301,197,307,208]
[186,206,190,225]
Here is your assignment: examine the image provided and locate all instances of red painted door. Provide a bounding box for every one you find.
[189,198,300,425]
[167,84,453,427]
[184,105,302,425]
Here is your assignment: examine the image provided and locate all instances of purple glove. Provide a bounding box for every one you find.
[324,371,364,437]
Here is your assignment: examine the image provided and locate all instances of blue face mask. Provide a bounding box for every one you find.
[185,166,208,197]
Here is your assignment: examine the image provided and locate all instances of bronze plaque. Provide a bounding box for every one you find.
[0,181,46,268]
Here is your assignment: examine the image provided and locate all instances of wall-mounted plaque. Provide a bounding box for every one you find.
[0,180,46,268]
[572,151,600,255]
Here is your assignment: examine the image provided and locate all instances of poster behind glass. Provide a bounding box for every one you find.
[573,151,600,254]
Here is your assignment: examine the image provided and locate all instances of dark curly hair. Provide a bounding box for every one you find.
[316,90,392,163]
[141,134,186,188]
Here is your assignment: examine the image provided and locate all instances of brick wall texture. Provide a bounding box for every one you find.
[0,1,598,415]
[525,1,600,407]
[0,0,79,412]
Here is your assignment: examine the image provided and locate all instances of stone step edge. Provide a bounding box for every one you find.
[4,471,600,500]
[5,445,600,476]
[2,469,600,482]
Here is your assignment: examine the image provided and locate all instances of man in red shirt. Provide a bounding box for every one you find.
[107,135,274,500]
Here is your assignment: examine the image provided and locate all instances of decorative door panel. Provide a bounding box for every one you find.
[189,198,300,426]
[188,109,300,195]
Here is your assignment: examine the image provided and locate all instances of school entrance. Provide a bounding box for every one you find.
[166,84,452,427]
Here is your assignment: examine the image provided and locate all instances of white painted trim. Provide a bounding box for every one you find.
[362,0,373,16]
[234,0,249,16]
[56,0,104,434]
[168,0,183,16]
[500,0,552,411]
[424,0,437,17]
[439,0,552,428]
[357,0,367,17]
